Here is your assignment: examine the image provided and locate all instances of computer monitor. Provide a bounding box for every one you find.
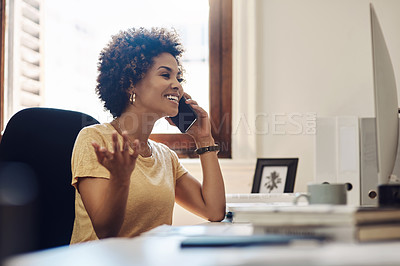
[370,3,400,206]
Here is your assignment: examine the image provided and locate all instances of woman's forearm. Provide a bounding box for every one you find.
[198,150,226,221]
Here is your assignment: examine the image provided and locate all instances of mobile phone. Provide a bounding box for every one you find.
[170,97,198,133]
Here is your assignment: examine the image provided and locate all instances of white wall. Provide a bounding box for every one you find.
[173,0,400,225]
[236,0,400,192]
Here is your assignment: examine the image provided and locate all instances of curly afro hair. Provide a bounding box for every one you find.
[95,27,184,118]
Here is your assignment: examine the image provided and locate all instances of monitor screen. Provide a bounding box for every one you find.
[371,4,399,185]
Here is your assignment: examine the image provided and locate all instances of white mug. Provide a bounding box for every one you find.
[293,183,350,205]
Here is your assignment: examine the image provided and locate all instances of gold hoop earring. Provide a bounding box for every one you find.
[129,92,136,105]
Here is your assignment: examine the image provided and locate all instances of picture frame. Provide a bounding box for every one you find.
[251,158,298,193]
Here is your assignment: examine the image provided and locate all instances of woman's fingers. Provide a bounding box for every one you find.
[165,117,175,126]
[92,142,104,163]
[121,131,130,151]
[185,98,198,105]
[92,142,112,164]
[112,132,120,154]
[122,131,137,162]
[184,94,207,117]
[92,133,140,172]
[183,93,206,115]
[100,147,113,160]
[92,141,100,151]
[186,99,207,118]
[130,139,140,159]
[183,92,192,100]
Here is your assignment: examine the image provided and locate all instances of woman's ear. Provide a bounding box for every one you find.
[128,80,138,95]
[128,80,134,92]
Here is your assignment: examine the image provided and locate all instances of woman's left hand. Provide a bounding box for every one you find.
[166,93,214,146]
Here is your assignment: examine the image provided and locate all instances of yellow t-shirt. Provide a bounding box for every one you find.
[70,123,187,244]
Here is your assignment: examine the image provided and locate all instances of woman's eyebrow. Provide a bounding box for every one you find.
[157,66,172,71]
[157,65,180,74]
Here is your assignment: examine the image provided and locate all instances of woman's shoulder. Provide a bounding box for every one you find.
[76,123,114,141]
[80,123,114,135]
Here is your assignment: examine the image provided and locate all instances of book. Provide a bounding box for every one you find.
[226,193,296,203]
[142,223,254,237]
[253,223,400,243]
[230,205,400,227]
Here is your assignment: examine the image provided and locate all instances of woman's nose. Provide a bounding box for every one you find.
[171,79,182,92]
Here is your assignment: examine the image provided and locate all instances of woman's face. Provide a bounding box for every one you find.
[133,52,183,118]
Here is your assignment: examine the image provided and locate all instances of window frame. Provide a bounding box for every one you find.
[150,0,232,158]
[0,0,5,137]
[0,0,232,158]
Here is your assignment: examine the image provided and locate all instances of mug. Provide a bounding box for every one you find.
[293,183,350,205]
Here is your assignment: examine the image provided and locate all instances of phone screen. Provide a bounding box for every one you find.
[170,97,198,133]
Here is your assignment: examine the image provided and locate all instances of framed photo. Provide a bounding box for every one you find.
[251,158,298,193]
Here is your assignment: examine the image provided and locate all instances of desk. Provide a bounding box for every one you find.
[4,223,400,266]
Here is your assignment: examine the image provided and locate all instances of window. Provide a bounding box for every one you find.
[0,0,232,158]
[151,0,232,158]
[1,0,45,130]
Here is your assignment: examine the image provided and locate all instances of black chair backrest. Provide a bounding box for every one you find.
[0,108,99,254]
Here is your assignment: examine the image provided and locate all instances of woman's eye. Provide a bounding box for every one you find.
[161,73,170,79]
[177,77,184,83]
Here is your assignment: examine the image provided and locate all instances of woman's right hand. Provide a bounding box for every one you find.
[91,131,140,182]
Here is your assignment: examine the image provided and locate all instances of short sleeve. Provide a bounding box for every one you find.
[169,148,188,180]
[71,127,110,189]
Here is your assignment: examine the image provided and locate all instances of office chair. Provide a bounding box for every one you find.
[0,108,99,257]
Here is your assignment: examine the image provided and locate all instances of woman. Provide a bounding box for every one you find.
[70,27,226,243]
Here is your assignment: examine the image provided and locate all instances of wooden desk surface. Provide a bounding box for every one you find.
[4,223,400,266]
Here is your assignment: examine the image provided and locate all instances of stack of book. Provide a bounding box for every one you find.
[226,193,297,203]
[229,204,400,242]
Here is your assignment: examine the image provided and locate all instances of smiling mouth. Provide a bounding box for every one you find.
[165,95,179,103]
